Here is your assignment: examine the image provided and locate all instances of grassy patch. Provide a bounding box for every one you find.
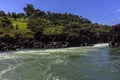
[13,22,27,30]
[8,18,28,30]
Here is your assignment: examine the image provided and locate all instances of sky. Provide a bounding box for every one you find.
[0,0,120,25]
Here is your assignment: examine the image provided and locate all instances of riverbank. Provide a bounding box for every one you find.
[0,43,109,54]
[109,24,120,48]
[0,29,110,52]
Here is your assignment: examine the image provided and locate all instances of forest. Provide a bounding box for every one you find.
[0,4,117,51]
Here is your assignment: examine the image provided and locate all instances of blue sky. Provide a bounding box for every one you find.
[0,0,120,25]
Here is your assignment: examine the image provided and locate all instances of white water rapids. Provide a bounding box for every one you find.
[0,43,120,80]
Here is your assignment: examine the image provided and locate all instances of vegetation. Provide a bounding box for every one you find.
[0,4,111,38]
[0,4,113,51]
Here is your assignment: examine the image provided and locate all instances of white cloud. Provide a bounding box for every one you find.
[117,9,120,12]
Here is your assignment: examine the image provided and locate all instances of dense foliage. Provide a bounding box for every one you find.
[0,4,113,51]
[0,4,111,37]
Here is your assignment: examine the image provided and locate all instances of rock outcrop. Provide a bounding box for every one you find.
[109,24,120,47]
[0,27,110,51]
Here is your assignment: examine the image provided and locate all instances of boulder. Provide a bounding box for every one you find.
[109,24,120,47]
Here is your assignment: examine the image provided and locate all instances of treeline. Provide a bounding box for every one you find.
[0,4,112,51]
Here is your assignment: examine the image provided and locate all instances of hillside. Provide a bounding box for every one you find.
[0,4,112,51]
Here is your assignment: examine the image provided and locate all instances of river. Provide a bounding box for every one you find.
[0,44,120,80]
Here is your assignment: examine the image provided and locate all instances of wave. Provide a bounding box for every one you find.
[93,43,109,47]
[0,53,15,60]
[0,43,109,60]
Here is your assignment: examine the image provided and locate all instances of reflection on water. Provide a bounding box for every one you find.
[0,45,120,80]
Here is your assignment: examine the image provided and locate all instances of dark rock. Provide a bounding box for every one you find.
[33,41,43,48]
[0,26,110,51]
[109,24,120,47]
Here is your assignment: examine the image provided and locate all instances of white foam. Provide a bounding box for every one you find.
[0,44,107,59]
[0,53,15,60]
[93,43,109,47]
[13,50,50,55]
[13,49,69,55]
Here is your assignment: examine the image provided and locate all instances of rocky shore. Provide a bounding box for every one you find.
[0,29,109,51]
[109,24,120,47]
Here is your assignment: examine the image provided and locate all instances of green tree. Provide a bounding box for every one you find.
[0,10,6,16]
[7,12,12,17]
[24,4,35,17]
[16,13,25,18]
[11,12,17,20]
[0,17,13,29]
[28,17,43,32]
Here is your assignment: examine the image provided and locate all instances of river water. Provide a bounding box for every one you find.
[0,44,120,80]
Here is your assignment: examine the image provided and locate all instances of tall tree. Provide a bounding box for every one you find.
[7,12,12,17]
[24,4,35,17]
[16,13,25,18]
[30,9,45,18]
[11,12,17,20]
[0,10,6,16]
